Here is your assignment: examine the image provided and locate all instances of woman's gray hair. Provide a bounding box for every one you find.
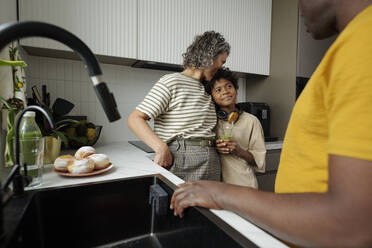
[182,31,230,69]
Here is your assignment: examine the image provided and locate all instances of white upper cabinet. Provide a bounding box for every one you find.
[19,0,272,75]
[137,0,272,75]
[19,0,137,59]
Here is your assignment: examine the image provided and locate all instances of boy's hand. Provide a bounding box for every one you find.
[216,139,238,154]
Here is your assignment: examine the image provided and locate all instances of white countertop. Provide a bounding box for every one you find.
[38,142,288,248]
[265,140,283,150]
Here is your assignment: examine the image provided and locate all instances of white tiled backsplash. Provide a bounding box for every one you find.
[24,55,167,145]
[24,55,246,145]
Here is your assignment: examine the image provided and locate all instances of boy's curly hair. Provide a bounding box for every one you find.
[182,31,230,69]
[205,68,238,95]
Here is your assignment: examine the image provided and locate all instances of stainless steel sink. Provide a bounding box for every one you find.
[3,175,258,248]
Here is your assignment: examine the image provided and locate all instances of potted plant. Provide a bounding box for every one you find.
[0,45,71,165]
[42,119,72,164]
[0,45,27,167]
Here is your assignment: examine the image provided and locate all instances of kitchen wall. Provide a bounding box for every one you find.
[23,55,165,145]
[297,13,336,78]
[245,0,299,140]
[22,55,247,145]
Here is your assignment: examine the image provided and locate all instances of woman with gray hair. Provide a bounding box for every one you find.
[127,31,230,181]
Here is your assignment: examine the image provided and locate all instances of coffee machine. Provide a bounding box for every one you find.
[237,102,278,142]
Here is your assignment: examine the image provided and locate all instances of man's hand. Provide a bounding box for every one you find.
[170,181,225,218]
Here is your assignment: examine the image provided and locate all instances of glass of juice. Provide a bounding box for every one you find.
[18,136,45,188]
[221,122,233,140]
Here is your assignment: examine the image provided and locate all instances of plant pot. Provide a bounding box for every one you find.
[44,136,61,164]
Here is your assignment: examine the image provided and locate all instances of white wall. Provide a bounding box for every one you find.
[24,55,247,145]
[0,0,17,23]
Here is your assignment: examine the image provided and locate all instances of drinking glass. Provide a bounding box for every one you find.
[221,122,233,140]
[18,137,45,188]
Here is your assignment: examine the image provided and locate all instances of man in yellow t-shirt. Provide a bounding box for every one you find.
[169,0,372,247]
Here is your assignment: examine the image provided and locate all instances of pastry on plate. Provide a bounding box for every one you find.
[67,158,95,174]
[75,146,96,160]
[54,155,75,172]
[87,153,111,170]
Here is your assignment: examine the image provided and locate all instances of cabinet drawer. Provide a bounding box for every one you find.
[257,171,276,192]
[256,149,281,192]
[265,149,281,171]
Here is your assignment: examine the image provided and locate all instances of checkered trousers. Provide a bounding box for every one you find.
[168,140,221,181]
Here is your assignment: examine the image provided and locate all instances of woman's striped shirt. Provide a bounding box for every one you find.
[136,73,217,143]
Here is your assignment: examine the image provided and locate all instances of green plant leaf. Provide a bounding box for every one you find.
[0,59,27,67]
[0,97,12,110]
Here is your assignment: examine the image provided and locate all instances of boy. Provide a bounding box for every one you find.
[206,68,266,188]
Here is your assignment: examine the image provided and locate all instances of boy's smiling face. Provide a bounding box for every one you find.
[211,78,237,109]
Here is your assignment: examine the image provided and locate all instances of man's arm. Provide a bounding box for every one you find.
[170,154,372,247]
[126,109,172,167]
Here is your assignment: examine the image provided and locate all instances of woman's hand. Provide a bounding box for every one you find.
[216,139,239,155]
[170,181,225,218]
[154,143,173,168]
[127,110,173,168]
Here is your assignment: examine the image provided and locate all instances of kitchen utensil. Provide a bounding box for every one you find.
[27,97,37,106]
[42,85,46,104]
[51,98,75,118]
[41,85,51,107]
[31,85,54,134]
[31,86,45,107]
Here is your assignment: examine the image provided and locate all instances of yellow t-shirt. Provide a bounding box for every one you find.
[275,5,372,193]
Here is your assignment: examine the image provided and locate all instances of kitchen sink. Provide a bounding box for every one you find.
[3,175,258,248]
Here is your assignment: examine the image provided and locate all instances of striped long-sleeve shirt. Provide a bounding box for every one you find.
[136,73,217,143]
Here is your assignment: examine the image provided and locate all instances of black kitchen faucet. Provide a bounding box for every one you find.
[0,21,122,240]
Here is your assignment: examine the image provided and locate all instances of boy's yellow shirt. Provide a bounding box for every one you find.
[275,5,372,193]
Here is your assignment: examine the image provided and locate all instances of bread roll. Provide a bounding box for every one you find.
[75,146,96,160]
[54,155,75,172]
[87,153,111,170]
[67,158,95,174]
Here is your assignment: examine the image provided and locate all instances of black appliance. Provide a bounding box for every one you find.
[296,76,309,100]
[237,102,277,142]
